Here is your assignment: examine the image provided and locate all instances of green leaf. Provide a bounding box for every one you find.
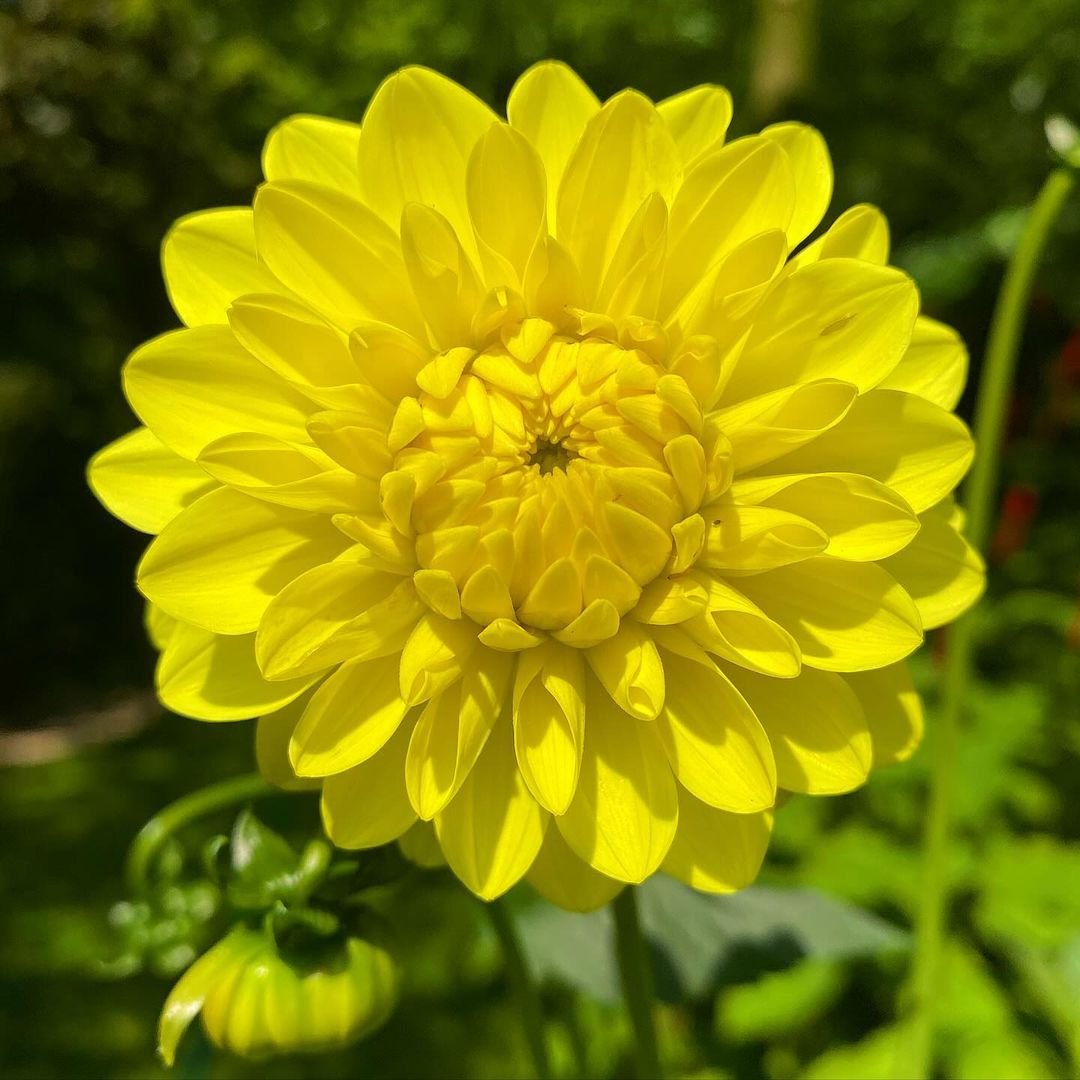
[516,879,908,1003]
[933,943,1067,1080]
[945,1030,1062,1080]
[975,835,1080,950]
[801,1023,904,1080]
[637,877,909,1000]
[515,904,619,1002]
[1002,940,1080,1075]
[713,958,846,1043]
[227,809,300,909]
[771,822,929,918]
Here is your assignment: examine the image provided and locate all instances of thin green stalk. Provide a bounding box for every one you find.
[485,899,553,1080]
[125,773,276,896]
[612,887,663,1080]
[899,165,1076,1078]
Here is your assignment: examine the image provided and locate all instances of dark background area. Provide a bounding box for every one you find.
[1,1,1079,1077]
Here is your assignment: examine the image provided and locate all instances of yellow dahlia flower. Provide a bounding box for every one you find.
[89,62,984,909]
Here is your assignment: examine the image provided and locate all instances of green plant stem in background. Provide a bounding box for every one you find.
[125,773,275,896]
[900,164,1077,1080]
[613,887,664,1079]
[485,900,553,1080]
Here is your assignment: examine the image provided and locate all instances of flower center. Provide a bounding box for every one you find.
[377,318,731,642]
[528,438,577,476]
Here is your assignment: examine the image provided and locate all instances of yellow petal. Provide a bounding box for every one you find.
[664,434,708,512]
[413,568,462,620]
[883,501,985,628]
[557,673,678,883]
[634,574,708,625]
[138,487,346,635]
[405,649,513,818]
[262,114,362,193]
[586,621,665,720]
[761,121,833,246]
[227,293,368,410]
[596,193,669,321]
[435,719,547,900]
[467,122,547,284]
[518,557,583,629]
[730,472,920,561]
[662,136,794,313]
[398,611,479,706]
[211,960,268,1056]
[773,388,974,513]
[507,60,600,229]
[657,84,733,168]
[600,501,673,585]
[347,323,432,404]
[724,259,918,401]
[725,664,871,794]
[523,234,582,324]
[321,716,418,848]
[666,228,788,346]
[290,653,409,776]
[552,599,621,649]
[357,66,497,255]
[557,90,679,302]
[880,315,968,411]
[682,576,803,678]
[514,643,586,814]
[481,618,545,651]
[253,180,423,335]
[255,561,408,680]
[159,929,263,1066]
[844,662,924,765]
[145,602,177,650]
[255,695,319,791]
[655,649,776,811]
[400,202,485,348]
[715,378,858,473]
[162,208,282,327]
[123,326,312,461]
[156,623,313,721]
[461,564,516,624]
[701,503,828,573]
[397,820,446,868]
[198,433,375,514]
[662,791,772,894]
[88,427,215,534]
[527,825,623,912]
[789,203,890,269]
[308,410,395,481]
[736,557,923,672]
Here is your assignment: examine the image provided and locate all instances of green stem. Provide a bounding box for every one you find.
[612,887,663,1080]
[485,899,553,1080]
[899,165,1076,1079]
[125,773,276,896]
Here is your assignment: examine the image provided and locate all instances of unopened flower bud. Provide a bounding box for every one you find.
[158,925,398,1065]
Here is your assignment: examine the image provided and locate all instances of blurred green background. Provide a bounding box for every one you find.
[2,0,1079,1076]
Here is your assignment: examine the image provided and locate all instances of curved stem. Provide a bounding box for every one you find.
[125,773,276,896]
[485,899,552,1080]
[899,165,1076,1079]
[965,167,1076,552]
[613,887,663,1079]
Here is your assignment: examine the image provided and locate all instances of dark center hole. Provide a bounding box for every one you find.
[529,438,578,475]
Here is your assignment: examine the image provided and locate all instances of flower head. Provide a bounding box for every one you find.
[158,925,398,1064]
[90,63,984,908]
